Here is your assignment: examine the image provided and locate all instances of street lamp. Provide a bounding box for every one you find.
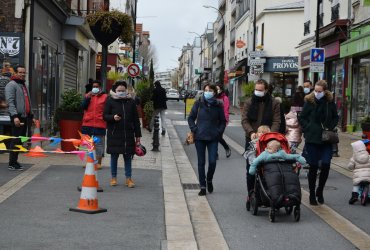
[203,5,224,19]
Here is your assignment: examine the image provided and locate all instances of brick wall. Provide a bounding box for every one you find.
[0,0,24,33]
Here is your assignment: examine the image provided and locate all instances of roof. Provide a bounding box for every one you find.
[264,1,304,11]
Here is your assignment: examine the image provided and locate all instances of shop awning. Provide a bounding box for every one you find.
[340,31,370,58]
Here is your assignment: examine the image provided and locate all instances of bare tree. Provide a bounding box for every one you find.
[138,43,158,71]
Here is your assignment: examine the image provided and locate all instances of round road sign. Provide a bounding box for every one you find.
[127,63,140,77]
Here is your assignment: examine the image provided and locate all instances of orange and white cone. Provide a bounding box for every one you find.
[25,120,47,157]
[70,153,107,214]
[78,149,103,192]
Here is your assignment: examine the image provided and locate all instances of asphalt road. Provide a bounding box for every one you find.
[166,100,360,250]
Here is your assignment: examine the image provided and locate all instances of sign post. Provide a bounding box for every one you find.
[127,63,140,78]
[310,48,325,73]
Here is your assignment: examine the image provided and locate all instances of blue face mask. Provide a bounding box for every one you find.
[303,87,310,94]
[117,91,127,98]
[92,87,100,94]
[204,92,214,100]
[314,91,324,100]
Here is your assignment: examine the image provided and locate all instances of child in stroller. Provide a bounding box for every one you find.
[243,125,271,163]
[247,132,303,222]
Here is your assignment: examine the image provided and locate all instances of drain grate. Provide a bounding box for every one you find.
[182,183,200,190]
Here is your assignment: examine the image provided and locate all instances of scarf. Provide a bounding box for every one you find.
[247,94,273,127]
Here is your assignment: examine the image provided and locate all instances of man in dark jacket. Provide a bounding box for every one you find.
[5,65,35,171]
[149,80,167,135]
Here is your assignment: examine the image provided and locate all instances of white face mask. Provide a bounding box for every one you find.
[314,91,324,100]
[254,90,265,97]
[303,87,310,94]
[92,87,100,94]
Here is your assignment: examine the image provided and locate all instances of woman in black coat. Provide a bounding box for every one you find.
[103,81,142,188]
[188,84,227,196]
[298,80,339,205]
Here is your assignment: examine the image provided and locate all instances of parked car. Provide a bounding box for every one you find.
[166,89,180,101]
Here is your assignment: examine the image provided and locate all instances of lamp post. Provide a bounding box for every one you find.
[314,0,322,84]
[203,5,225,84]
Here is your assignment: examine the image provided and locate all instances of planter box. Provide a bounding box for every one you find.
[58,112,83,151]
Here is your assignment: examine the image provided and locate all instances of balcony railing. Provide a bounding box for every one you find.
[319,13,324,28]
[331,4,340,22]
[230,28,235,44]
[217,40,224,56]
[304,20,310,36]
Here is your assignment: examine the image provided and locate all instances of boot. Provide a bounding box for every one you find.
[349,192,359,205]
[125,178,135,188]
[96,156,103,170]
[198,188,206,196]
[308,166,318,206]
[207,181,214,193]
[317,166,330,204]
[110,177,117,186]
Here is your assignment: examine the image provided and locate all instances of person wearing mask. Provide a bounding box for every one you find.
[298,80,339,205]
[103,81,142,187]
[241,79,281,205]
[5,65,36,170]
[81,80,108,169]
[149,80,167,135]
[303,80,314,96]
[188,84,226,196]
[216,84,231,158]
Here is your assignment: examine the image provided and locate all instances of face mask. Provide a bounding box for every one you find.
[92,87,100,94]
[204,92,214,100]
[117,91,127,98]
[254,90,265,97]
[303,87,310,94]
[314,91,324,100]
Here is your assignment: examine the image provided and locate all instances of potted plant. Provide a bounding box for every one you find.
[361,116,370,138]
[239,81,255,110]
[346,124,355,133]
[55,89,83,151]
[135,80,154,128]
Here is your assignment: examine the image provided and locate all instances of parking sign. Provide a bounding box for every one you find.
[310,48,325,63]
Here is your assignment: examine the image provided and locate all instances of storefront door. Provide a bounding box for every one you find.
[352,57,370,125]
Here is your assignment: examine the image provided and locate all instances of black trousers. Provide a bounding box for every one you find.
[219,135,229,150]
[8,117,29,165]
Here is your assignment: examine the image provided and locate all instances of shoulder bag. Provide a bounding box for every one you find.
[185,103,200,145]
[321,103,339,144]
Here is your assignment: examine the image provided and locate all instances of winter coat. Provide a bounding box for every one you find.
[5,78,33,119]
[217,93,230,123]
[348,140,370,185]
[82,93,108,129]
[298,91,338,144]
[241,95,281,140]
[103,91,141,155]
[188,96,226,141]
[285,110,302,144]
[152,86,167,110]
[249,149,306,175]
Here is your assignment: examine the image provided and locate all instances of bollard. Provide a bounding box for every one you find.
[152,115,160,151]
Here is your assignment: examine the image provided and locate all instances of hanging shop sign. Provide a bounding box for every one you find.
[236,40,246,48]
[0,32,24,66]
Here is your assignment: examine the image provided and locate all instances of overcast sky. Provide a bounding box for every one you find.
[110,0,217,72]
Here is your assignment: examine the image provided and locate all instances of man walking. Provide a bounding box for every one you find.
[5,65,35,171]
[149,80,167,135]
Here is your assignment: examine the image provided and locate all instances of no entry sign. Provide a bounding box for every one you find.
[127,63,140,77]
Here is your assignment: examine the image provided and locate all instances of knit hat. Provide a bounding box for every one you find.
[351,140,369,164]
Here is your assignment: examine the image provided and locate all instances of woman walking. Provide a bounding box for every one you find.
[81,80,107,169]
[188,84,226,196]
[299,80,339,205]
[104,81,142,187]
[216,84,231,158]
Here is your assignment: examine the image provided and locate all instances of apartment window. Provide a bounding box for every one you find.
[331,0,340,21]
[261,23,264,46]
[304,21,310,36]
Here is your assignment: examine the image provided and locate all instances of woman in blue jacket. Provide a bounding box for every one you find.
[188,84,227,196]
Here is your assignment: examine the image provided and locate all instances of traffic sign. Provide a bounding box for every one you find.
[127,63,140,77]
[310,62,325,73]
[310,48,325,63]
[249,51,266,58]
[249,58,266,66]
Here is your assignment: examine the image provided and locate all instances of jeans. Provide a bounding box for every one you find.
[150,109,166,131]
[110,153,132,178]
[195,140,218,188]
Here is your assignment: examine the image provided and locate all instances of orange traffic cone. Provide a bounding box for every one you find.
[70,153,107,214]
[25,120,47,157]
[78,149,103,192]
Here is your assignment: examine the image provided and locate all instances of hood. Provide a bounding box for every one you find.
[285,111,299,127]
[351,141,370,164]
[304,90,333,104]
[110,89,133,100]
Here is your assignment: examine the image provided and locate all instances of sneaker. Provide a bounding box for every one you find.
[8,165,23,171]
[96,163,102,170]
[110,177,117,186]
[161,130,166,136]
[225,148,231,158]
[207,181,214,193]
[198,188,206,196]
[125,178,135,188]
[348,192,358,205]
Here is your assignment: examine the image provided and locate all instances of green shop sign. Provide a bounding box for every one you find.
[364,0,370,6]
[340,27,370,57]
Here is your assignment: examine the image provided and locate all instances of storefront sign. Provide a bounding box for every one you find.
[249,51,266,57]
[300,50,311,67]
[249,58,266,66]
[0,32,24,66]
[323,41,339,58]
[265,57,298,72]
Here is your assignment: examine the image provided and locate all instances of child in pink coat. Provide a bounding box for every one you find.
[285,108,302,153]
[216,85,231,158]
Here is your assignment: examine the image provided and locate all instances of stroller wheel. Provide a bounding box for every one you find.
[285,206,293,215]
[361,186,368,206]
[269,208,275,222]
[250,193,258,216]
[294,207,300,222]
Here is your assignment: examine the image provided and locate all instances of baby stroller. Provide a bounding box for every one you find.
[248,132,301,222]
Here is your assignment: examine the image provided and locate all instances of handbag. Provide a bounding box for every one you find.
[185,104,200,145]
[321,104,339,144]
